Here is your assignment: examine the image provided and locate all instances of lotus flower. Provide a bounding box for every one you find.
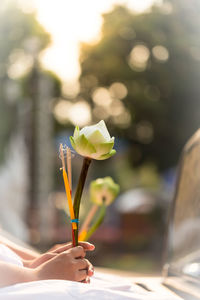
[70,120,116,160]
[69,120,116,245]
[79,177,120,241]
[90,177,120,206]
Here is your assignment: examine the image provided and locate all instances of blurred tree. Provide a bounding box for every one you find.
[0,0,62,242]
[0,0,50,163]
[78,0,200,170]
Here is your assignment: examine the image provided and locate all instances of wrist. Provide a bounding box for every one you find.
[30,267,40,282]
[18,266,39,283]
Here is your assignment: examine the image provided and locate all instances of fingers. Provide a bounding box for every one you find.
[70,246,86,258]
[81,276,90,283]
[49,242,95,255]
[85,277,90,284]
[80,259,94,275]
[78,258,89,270]
[77,258,94,278]
[87,261,94,277]
[66,246,94,279]
[78,242,95,251]
[51,243,72,254]
[78,269,90,282]
[30,252,57,268]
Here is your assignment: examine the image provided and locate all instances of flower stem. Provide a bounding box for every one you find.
[73,157,92,245]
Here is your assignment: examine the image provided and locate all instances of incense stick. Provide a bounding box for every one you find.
[79,204,98,240]
[59,144,66,171]
[60,144,77,231]
[66,147,72,192]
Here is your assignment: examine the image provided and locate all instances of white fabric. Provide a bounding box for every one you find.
[0,245,178,299]
[0,244,23,267]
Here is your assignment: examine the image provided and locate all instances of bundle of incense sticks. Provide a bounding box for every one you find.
[59,144,76,247]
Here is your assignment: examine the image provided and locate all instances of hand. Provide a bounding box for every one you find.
[34,245,94,283]
[26,242,95,270]
[48,241,95,254]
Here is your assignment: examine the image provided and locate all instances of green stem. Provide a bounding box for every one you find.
[73,157,91,245]
[85,204,106,241]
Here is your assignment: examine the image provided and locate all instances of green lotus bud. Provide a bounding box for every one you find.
[90,177,120,206]
[70,120,116,160]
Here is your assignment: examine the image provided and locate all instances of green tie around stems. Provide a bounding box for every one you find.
[85,204,106,241]
[73,157,92,246]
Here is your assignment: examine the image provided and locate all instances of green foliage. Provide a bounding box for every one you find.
[79,1,200,170]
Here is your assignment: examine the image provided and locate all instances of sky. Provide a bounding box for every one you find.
[27,0,157,85]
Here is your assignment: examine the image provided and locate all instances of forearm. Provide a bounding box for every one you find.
[0,236,40,261]
[0,262,37,287]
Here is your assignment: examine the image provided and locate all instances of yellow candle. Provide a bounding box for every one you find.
[63,168,77,230]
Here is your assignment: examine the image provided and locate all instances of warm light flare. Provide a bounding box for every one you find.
[29,0,156,82]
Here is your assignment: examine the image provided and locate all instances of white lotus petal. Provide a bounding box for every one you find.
[70,120,116,160]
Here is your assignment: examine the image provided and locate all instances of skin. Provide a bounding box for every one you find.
[0,237,95,287]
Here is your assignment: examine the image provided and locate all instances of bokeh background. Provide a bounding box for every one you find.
[0,0,200,275]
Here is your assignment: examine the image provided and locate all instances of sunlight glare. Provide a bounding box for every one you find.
[32,0,156,81]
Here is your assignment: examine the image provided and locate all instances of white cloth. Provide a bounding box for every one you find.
[0,245,178,299]
[0,244,23,267]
